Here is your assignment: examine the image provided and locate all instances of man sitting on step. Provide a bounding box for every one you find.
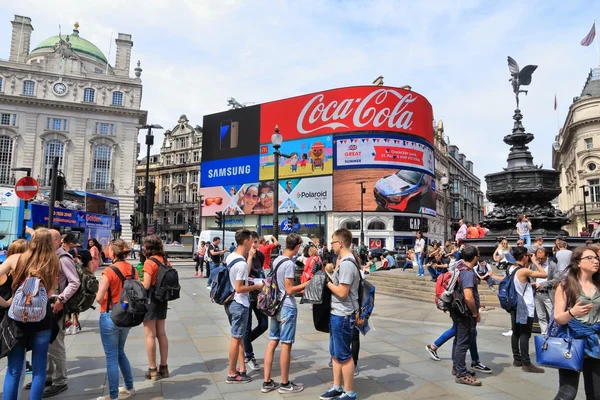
[425,253,449,281]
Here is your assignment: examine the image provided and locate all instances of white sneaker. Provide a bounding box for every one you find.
[119,387,136,398]
[502,330,513,337]
[71,325,78,335]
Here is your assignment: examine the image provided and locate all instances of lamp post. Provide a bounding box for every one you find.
[271,126,291,241]
[140,124,163,238]
[313,201,326,245]
[441,174,450,242]
[357,181,366,245]
[581,184,590,234]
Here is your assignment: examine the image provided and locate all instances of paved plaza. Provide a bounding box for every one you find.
[0,261,586,399]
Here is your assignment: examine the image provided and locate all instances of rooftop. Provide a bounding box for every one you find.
[29,23,108,64]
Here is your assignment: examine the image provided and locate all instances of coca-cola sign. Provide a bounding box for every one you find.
[260,86,433,143]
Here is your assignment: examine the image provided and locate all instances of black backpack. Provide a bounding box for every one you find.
[108,264,148,328]
[149,257,181,302]
[61,251,99,314]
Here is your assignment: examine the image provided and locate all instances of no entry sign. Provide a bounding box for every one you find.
[15,176,39,201]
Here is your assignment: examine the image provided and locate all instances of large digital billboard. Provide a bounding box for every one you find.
[202,105,261,162]
[333,168,436,216]
[260,86,434,143]
[259,135,333,180]
[200,155,260,187]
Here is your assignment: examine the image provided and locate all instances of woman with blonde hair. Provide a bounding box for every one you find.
[95,239,136,400]
[3,228,59,400]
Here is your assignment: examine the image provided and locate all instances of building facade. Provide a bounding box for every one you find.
[0,15,147,241]
[552,68,600,236]
[153,115,202,241]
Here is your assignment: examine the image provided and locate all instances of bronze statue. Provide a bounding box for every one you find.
[507,56,537,108]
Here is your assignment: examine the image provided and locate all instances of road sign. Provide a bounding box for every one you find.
[15,176,39,201]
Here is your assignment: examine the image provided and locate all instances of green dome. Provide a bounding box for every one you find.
[31,29,108,64]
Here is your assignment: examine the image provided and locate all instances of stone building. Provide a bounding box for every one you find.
[552,68,600,236]
[153,115,202,242]
[0,15,147,241]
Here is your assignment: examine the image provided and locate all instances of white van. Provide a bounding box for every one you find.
[194,230,236,254]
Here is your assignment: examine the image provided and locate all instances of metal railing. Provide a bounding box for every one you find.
[86,181,115,193]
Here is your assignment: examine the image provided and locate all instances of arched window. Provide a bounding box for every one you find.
[92,145,112,189]
[43,140,64,186]
[112,91,123,106]
[83,88,95,103]
[176,212,184,224]
[341,220,361,230]
[22,80,35,96]
[0,135,13,184]
[368,220,386,230]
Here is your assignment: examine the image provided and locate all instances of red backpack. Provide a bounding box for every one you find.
[434,262,466,312]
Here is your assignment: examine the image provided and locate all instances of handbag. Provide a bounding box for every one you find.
[534,321,585,371]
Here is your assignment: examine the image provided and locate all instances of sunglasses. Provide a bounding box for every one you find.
[204,197,223,206]
[260,191,274,199]
[245,193,259,201]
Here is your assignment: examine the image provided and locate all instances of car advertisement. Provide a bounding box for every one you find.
[200,176,332,216]
[259,86,434,143]
[200,154,260,187]
[201,105,261,162]
[334,134,434,175]
[259,135,333,180]
[333,168,436,216]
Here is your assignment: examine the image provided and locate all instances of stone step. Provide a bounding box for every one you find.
[371,282,500,303]
[376,286,501,307]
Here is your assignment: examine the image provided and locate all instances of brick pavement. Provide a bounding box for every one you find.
[0,261,586,399]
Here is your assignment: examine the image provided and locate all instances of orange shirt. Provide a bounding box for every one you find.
[101,261,139,312]
[143,255,169,287]
[467,226,480,238]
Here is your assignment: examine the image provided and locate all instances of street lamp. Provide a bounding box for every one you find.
[356,181,366,245]
[441,174,450,242]
[271,126,291,241]
[581,184,590,234]
[313,201,326,245]
[140,123,163,238]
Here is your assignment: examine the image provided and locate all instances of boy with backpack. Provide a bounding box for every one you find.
[225,229,264,384]
[262,233,309,394]
[321,228,360,400]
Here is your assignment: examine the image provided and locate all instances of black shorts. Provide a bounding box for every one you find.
[144,299,168,321]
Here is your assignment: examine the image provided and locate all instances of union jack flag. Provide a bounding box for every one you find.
[581,22,596,46]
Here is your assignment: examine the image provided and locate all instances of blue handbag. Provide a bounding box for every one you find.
[534,321,585,372]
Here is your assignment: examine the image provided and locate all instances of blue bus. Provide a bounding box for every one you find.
[0,187,121,261]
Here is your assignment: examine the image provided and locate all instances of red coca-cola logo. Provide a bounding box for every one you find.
[260,86,433,143]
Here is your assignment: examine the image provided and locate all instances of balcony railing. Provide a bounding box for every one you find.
[86,181,115,193]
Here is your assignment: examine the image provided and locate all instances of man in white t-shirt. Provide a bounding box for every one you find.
[225,229,263,384]
[262,233,310,394]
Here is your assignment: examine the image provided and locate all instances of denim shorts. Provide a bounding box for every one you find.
[229,301,249,339]
[269,305,298,344]
[329,314,355,363]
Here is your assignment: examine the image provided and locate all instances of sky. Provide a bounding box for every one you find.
[1,0,599,194]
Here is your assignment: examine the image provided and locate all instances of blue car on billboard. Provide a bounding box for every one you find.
[373,170,433,212]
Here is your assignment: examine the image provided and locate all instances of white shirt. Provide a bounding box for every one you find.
[535,259,549,284]
[226,253,249,308]
[414,238,425,253]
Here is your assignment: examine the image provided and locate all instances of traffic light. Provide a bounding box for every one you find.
[138,194,147,214]
[187,218,192,232]
[147,182,156,215]
[130,215,135,229]
[215,211,223,228]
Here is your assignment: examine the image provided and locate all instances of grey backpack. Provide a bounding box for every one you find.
[108,265,148,328]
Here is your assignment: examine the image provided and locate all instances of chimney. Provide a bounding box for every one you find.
[114,33,133,76]
[9,15,34,63]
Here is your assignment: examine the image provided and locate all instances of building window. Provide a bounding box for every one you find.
[193,151,199,162]
[46,118,67,131]
[92,145,112,189]
[589,163,597,172]
[192,191,198,203]
[179,153,186,164]
[0,77,3,92]
[0,136,13,185]
[589,179,600,203]
[0,113,17,126]
[367,220,386,230]
[165,155,171,166]
[94,68,103,74]
[191,171,198,184]
[83,88,95,103]
[136,176,144,187]
[43,140,64,186]
[95,122,114,135]
[22,80,35,96]
[112,91,123,106]
[452,179,459,194]
[176,189,186,203]
[585,138,593,150]
[177,173,185,184]
[341,220,360,230]
[164,191,170,204]
[163,175,170,185]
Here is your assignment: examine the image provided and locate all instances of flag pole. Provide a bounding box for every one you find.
[105,32,113,75]
[555,94,560,133]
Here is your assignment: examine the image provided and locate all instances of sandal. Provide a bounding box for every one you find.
[145,367,160,380]
[455,375,482,386]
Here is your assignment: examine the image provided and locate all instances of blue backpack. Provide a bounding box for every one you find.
[210,258,243,305]
[497,266,523,312]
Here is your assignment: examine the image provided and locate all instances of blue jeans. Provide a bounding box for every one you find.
[329,314,355,363]
[402,261,413,271]
[416,252,424,275]
[4,329,52,400]
[99,312,134,400]
[207,261,218,286]
[520,234,531,247]
[269,305,298,344]
[243,301,268,359]
[434,321,480,363]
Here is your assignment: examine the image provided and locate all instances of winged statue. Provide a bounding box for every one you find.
[507,56,537,108]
